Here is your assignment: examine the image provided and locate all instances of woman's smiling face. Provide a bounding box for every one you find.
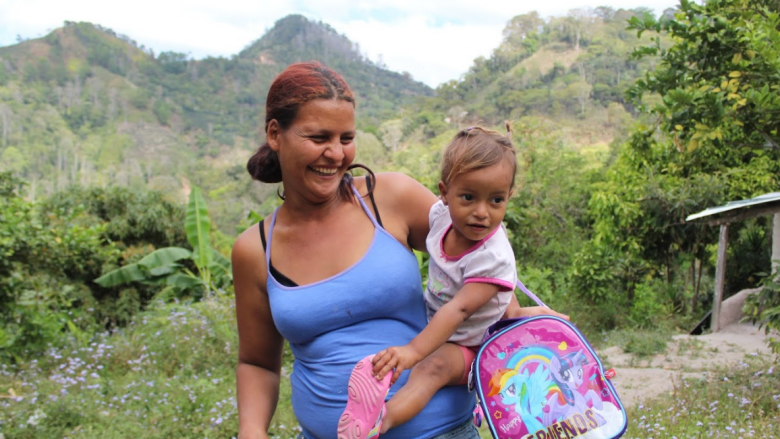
[268,98,356,203]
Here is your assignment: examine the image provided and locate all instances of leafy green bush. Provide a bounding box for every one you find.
[628,280,669,328]
[621,330,669,357]
[94,187,232,301]
[0,173,112,361]
[38,186,187,250]
[743,264,780,356]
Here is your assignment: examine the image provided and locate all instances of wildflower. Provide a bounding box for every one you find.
[27,409,47,427]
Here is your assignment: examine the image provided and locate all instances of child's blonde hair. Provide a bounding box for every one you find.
[440,122,518,187]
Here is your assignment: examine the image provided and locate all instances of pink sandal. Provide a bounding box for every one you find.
[337,355,393,439]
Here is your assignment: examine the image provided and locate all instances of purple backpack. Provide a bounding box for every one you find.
[470,280,627,439]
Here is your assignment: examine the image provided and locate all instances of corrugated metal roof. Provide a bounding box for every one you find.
[686,192,780,222]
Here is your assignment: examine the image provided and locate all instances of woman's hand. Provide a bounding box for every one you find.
[502,305,570,321]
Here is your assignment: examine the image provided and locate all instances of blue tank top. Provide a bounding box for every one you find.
[266,188,474,439]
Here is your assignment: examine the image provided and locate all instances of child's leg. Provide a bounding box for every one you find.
[380,342,469,433]
[337,355,393,439]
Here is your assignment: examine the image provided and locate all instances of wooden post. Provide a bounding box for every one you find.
[711,224,729,333]
[773,213,780,274]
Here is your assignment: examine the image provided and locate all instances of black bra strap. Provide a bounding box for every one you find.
[366,175,383,228]
[259,220,299,287]
[258,175,383,288]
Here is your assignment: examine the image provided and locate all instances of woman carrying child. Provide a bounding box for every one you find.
[235,62,513,439]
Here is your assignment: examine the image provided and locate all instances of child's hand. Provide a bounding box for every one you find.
[502,305,569,321]
[371,345,422,385]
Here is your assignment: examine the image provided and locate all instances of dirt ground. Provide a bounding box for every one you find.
[600,323,776,408]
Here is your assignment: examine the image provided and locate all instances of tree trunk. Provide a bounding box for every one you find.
[665,252,671,286]
[692,258,703,313]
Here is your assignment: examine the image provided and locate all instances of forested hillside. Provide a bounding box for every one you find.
[0,15,430,230]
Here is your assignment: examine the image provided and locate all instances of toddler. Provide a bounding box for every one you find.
[338,124,523,438]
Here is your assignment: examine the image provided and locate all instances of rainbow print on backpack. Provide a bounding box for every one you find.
[471,281,627,439]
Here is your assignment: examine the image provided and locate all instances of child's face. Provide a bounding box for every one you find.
[438,161,514,244]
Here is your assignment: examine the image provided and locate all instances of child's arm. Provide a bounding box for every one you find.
[502,302,570,320]
[372,282,501,384]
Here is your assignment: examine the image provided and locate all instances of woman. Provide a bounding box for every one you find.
[232,61,557,439]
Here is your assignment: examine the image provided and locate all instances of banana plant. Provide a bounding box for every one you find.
[94,187,232,298]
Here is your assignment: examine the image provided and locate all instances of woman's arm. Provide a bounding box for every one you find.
[371,173,438,252]
[502,303,569,320]
[233,226,285,439]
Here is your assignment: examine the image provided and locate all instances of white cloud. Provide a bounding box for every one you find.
[0,0,679,87]
[327,16,503,86]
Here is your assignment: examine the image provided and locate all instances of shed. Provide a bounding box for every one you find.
[685,192,780,332]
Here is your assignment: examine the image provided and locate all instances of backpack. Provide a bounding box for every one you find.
[470,280,627,439]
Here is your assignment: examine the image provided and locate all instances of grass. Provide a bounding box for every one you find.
[623,358,779,439]
[596,327,674,357]
[2,300,778,439]
[0,293,301,439]
[1,295,244,439]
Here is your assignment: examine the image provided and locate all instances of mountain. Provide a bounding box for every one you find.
[392,7,672,150]
[239,14,431,123]
[0,8,670,232]
[0,16,432,230]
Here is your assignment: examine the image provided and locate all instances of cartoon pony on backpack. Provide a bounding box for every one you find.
[485,347,612,438]
[544,350,606,428]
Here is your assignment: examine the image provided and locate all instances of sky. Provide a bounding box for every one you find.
[0,0,680,88]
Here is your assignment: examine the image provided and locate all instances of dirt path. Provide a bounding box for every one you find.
[600,323,775,408]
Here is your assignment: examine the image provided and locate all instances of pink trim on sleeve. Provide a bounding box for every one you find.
[464,277,515,292]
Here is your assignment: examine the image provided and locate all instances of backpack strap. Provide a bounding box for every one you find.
[480,279,551,341]
[515,279,548,308]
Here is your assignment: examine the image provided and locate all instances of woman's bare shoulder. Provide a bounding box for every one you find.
[232,223,266,287]
[233,223,262,257]
[374,172,435,203]
[372,172,437,252]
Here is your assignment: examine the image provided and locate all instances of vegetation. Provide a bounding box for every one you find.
[622,358,779,439]
[745,267,780,355]
[0,17,428,232]
[0,295,243,439]
[94,187,233,301]
[1,1,779,437]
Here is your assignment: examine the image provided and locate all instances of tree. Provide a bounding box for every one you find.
[566,81,592,116]
[574,0,780,322]
[627,0,780,154]
[378,119,404,152]
[503,12,544,48]
[563,8,596,51]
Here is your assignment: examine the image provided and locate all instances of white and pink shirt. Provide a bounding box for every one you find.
[424,200,517,347]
